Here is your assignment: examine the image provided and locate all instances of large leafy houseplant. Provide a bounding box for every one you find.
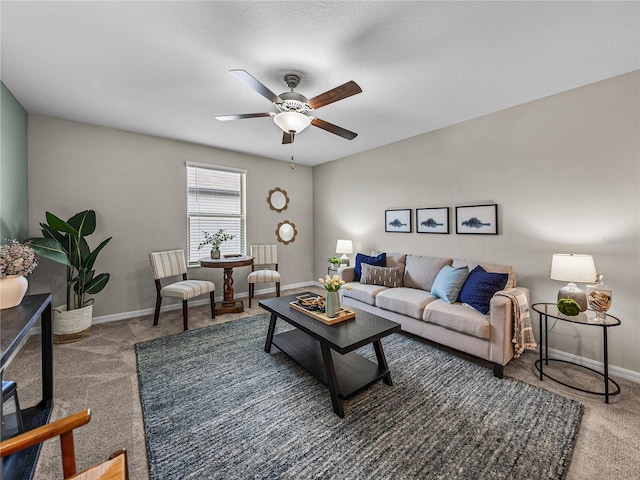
[30,210,112,311]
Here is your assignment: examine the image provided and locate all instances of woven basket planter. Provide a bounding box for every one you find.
[53,303,93,344]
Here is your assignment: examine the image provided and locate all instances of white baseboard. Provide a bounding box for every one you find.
[15,280,317,332]
[540,346,640,384]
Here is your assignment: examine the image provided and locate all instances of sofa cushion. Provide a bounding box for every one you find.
[452,259,516,288]
[458,265,509,314]
[431,265,470,303]
[376,287,438,320]
[342,282,388,306]
[354,252,386,282]
[373,251,407,275]
[361,264,403,288]
[423,300,491,340]
[403,255,453,291]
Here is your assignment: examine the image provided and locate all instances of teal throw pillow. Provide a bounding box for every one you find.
[431,265,470,303]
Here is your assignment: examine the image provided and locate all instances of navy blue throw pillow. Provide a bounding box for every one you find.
[354,252,386,282]
[458,265,508,314]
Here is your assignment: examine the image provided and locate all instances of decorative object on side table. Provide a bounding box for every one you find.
[29,210,112,343]
[587,274,612,320]
[335,239,353,266]
[550,253,597,312]
[557,298,581,316]
[318,274,352,318]
[198,229,234,259]
[327,256,342,269]
[0,240,38,309]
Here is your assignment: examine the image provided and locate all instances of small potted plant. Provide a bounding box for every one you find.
[30,210,111,343]
[198,229,234,259]
[328,256,342,269]
[0,240,38,309]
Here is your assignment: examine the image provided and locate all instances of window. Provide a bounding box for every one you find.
[187,163,246,265]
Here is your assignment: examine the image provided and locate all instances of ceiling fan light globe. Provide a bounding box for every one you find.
[273,111,311,134]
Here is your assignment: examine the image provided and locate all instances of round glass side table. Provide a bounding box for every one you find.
[532,303,621,403]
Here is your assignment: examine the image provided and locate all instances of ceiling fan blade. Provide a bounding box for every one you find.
[311,118,358,140]
[282,131,294,144]
[307,80,362,110]
[229,69,283,104]
[215,113,272,121]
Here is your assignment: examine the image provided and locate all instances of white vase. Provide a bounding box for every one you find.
[211,248,221,259]
[325,291,340,318]
[0,275,28,309]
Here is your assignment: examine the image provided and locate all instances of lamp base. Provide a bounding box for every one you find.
[557,282,588,312]
[339,254,350,266]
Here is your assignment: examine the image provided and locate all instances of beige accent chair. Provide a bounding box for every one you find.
[0,409,128,479]
[149,249,215,331]
[247,245,281,307]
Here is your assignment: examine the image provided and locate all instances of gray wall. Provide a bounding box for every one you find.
[314,71,640,375]
[1,81,29,241]
[27,115,313,317]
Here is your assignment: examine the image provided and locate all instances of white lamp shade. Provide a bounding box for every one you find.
[273,112,311,133]
[335,239,353,255]
[550,254,597,283]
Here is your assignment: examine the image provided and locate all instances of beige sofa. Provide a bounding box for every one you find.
[338,252,528,377]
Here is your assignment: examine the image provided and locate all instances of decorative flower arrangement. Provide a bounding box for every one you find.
[0,240,38,278]
[198,229,235,250]
[318,274,352,293]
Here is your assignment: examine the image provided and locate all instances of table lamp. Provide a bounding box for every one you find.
[336,239,353,266]
[550,253,597,312]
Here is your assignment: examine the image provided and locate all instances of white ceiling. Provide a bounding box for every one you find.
[2,1,638,167]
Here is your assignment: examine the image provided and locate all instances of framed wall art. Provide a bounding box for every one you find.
[455,204,498,235]
[416,207,450,234]
[385,209,412,233]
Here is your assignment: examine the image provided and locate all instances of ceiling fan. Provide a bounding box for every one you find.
[215,69,362,144]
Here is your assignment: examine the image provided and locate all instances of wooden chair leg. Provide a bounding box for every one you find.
[182,300,188,331]
[210,292,215,319]
[276,282,280,297]
[60,430,77,478]
[249,284,253,307]
[153,294,162,326]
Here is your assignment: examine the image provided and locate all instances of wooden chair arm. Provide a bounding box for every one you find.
[0,409,91,477]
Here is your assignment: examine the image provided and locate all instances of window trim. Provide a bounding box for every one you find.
[186,162,247,267]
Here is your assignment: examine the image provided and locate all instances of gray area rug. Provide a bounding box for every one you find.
[135,314,582,479]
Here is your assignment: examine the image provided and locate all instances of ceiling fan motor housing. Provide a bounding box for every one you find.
[277,91,311,113]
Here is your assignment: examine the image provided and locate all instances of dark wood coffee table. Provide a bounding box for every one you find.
[260,293,401,417]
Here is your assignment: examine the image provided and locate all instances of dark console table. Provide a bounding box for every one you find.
[1,293,54,480]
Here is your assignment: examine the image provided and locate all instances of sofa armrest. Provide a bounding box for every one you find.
[338,266,355,283]
[487,287,530,366]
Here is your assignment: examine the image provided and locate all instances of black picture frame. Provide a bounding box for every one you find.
[416,207,450,234]
[385,209,412,233]
[455,204,498,235]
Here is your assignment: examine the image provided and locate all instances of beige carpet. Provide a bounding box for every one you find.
[4,287,640,479]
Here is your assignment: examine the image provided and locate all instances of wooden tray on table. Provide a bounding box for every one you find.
[289,294,355,325]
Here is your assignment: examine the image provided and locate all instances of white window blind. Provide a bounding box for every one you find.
[187,164,246,265]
